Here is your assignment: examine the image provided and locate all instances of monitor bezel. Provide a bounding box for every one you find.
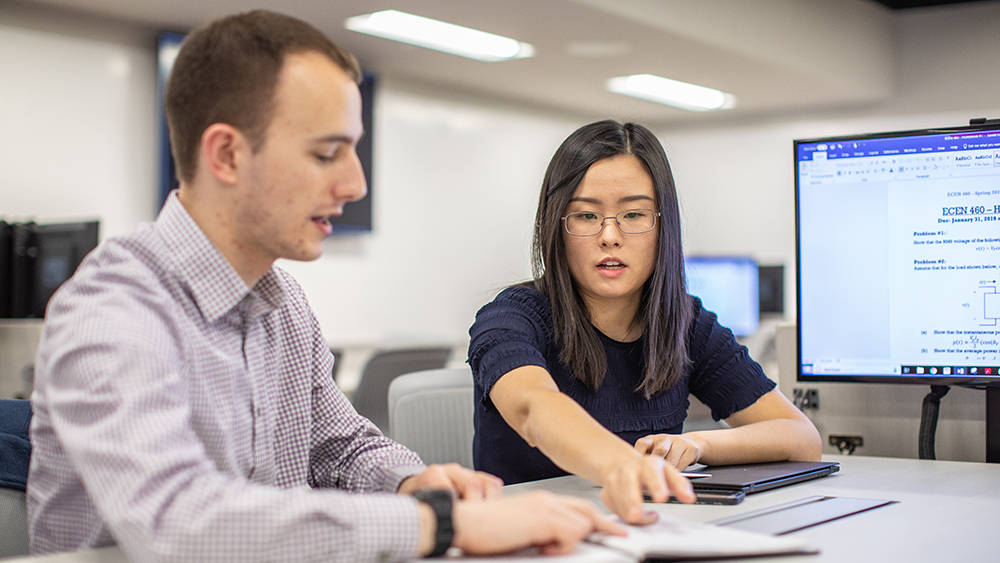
[794,122,1000,386]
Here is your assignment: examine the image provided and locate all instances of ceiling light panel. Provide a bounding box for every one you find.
[344,10,534,62]
[606,74,736,112]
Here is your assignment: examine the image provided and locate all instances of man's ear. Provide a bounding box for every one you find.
[199,123,247,185]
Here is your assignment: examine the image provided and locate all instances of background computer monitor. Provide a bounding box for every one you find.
[757,264,785,315]
[685,255,760,337]
[156,32,375,233]
[1,220,99,318]
[795,122,1000,385]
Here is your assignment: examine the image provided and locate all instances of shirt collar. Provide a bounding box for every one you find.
[154,192,288,323]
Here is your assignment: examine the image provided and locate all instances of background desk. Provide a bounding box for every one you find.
[4,455,997,562]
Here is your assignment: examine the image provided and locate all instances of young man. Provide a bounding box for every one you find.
[27,10,623,561]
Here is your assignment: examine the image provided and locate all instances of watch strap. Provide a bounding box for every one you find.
[414,489,454,557]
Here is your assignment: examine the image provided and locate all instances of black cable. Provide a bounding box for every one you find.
[918,385,950,459]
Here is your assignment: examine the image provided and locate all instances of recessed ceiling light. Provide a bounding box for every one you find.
[606,74,736,112]
[344,10,534,62]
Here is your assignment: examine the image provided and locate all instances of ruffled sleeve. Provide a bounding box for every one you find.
[468,285,553,406]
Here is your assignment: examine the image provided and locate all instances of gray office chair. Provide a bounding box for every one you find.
[329,347,343,383]
[351,347,452,432]
[0,488,29,557]
[388,367,475,468]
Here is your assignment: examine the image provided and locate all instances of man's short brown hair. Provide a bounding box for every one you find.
[165,10,361,183]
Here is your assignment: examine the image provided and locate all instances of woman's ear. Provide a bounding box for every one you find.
[199,123,247,186]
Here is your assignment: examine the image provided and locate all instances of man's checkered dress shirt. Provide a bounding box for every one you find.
[28,193,426,562]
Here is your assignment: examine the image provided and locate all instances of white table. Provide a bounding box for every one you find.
[6,455,998,562]
[504,454,1000,562]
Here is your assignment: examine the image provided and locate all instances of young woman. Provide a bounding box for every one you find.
[468,120,821,524]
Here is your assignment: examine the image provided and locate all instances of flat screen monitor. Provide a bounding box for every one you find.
[758,264,785,315]
[156,32,375,233]
[685,256,760,337]
[795,122,1000,384]
[32,221,100,317]
[2,220,99,318]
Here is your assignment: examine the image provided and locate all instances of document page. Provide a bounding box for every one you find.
[888,176,1000,369]
[588,513,815,560]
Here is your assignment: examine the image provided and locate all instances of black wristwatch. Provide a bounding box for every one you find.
[413,489,454,557]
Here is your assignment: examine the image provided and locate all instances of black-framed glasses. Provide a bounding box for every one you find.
[561,208,661,236]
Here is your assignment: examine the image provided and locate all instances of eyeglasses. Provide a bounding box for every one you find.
[562,208,661,236]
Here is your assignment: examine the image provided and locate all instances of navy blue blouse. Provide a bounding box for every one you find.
[468,285,775,484]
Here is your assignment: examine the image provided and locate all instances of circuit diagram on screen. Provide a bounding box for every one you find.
[984,283,999,327]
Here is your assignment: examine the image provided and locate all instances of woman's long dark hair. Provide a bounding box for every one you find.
[531,120,692,397]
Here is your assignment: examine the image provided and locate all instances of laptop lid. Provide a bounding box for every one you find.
[689,461,840,494]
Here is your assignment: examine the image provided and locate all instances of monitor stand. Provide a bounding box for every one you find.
[920,386,1000,463]
[918,385,949,460]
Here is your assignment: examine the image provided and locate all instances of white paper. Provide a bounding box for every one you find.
[588,513,815,559]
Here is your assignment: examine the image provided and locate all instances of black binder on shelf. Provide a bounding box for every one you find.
[30,221,99,317]
[0,220,12,318]
[9,222,37,318]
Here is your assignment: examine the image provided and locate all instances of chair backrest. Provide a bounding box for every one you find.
[388,367,474,468]
[329,347,343,383]
[351,347,452,432]
[0,487,28,557]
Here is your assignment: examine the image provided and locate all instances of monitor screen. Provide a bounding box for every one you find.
[795,123,1000,383]
[32,221,100,317]
[758,264,785,315]
[685,256,760,337]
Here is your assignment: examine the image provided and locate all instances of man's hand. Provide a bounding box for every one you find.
[452,491,626,556]
[398,463,503,500]
[634,433,705,471]
[598,452,695,525]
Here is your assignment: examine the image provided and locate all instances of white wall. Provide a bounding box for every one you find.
[0,3,157,239]
[3,1,999,458]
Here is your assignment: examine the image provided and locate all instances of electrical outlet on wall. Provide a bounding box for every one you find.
[793,388,819,410]
[829,434,864,455]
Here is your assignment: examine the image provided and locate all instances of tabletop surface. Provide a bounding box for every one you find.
[500,454,1000,562]
[4,454,997,562]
